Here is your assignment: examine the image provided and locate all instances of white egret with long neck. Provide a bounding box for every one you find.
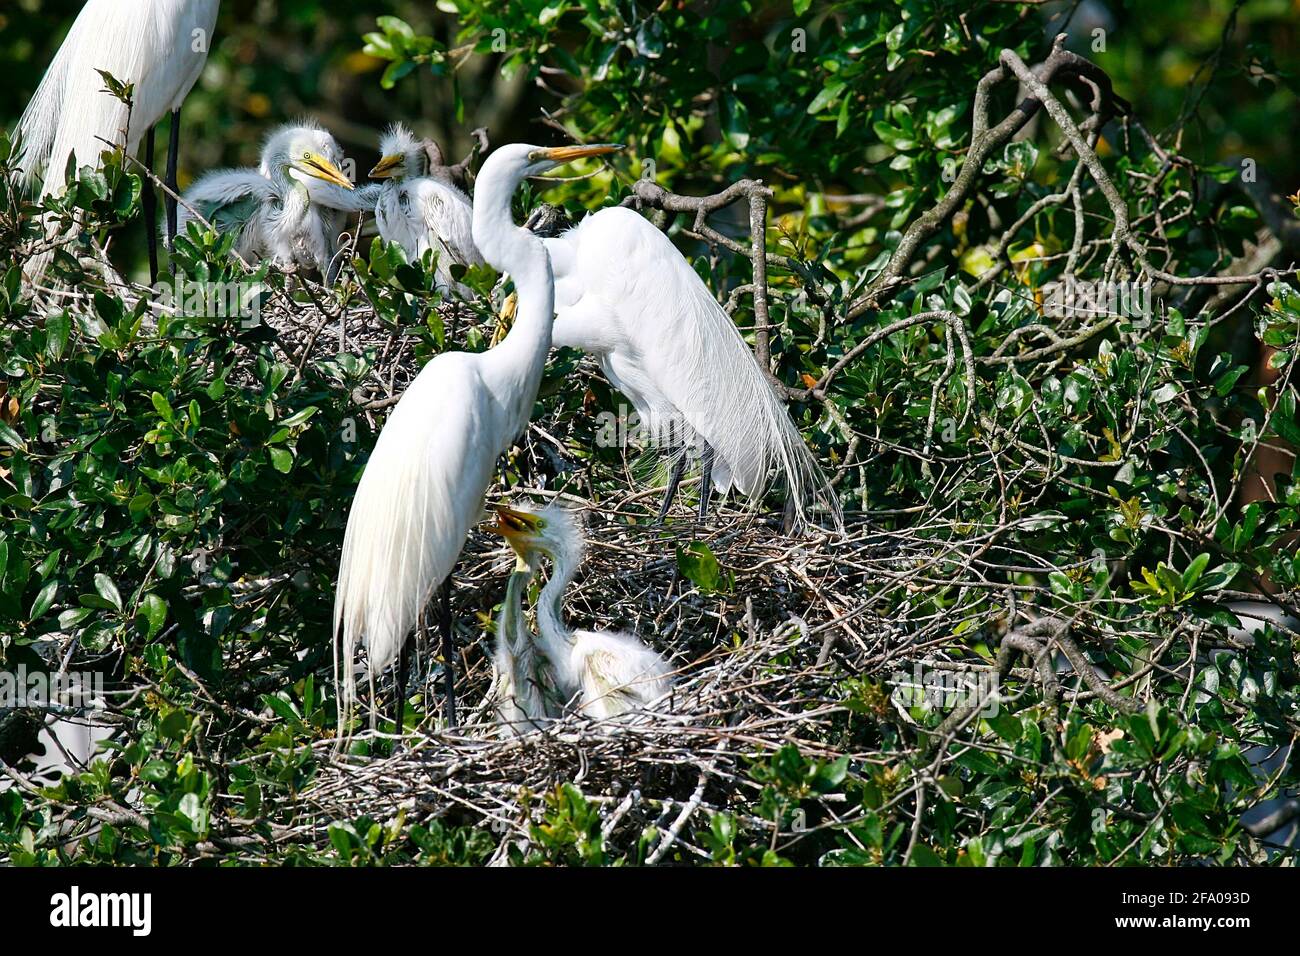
[332,143,624,735]
[387,164,841,528]
[174,122,357,280]
[15,0,221,282]
[369,123,483,294]
[487,504,674,723]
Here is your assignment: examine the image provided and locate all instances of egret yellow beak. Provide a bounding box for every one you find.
[529,143,625,163]
[490,291,518,347]
[295,152,354,189]
[486,505,545,546]
[369,154,405,179]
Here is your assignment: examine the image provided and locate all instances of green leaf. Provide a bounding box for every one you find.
[279,406,319,428]
[45,312,71,360]
[720,93,750,150]
[94,573,123,612]
[329,824,354,858]
[151,392,175,423]
[1196,563,1241,592]
[807,81,846,115]
[29,580,58,620]
[269,448,293,473]
[1181,553,1210,590]
[0,419,24,450]
[138,593,167,639]
[676,542,722,593]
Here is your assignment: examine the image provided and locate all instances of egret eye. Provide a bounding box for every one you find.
[302,151,312,160]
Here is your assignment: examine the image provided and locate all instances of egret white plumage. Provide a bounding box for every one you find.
[441,181,840,529]
[487,504,674,722]
[175,122,358,281]
[16,0,220,281]
[369,123,484,293]
[489,560,559,735]
[332,142,625,735]
[543,206,840,529]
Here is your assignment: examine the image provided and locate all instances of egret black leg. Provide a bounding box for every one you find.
[164,107,181,267]
[438,576,457,727]
[655,452,690,523]
[142,128,158,285]
[393,633,411,736]
[698,441,714,521]
[781,493,797,534]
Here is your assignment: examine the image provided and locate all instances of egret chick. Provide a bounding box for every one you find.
[175,121,357,280]
[490,554,560,736]
[488,504,674,721]
[369,123,484,293]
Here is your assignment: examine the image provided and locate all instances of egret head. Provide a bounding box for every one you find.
[486,503,585,570]
[262,122,354,193]
[477,142,624,188]
[370,123,436,181]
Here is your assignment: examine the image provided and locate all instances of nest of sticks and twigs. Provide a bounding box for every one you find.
[206,487,1267,863]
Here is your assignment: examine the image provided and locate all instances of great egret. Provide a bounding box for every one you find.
[488,504,674,722]
[543,207,839,529]
[414,177,839,528]
[332,142,624,735]
[174,122,358,281]
[368,123,484,294]
[16,0,221,282]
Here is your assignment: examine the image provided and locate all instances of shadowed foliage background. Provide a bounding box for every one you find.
[2,0,1297,279]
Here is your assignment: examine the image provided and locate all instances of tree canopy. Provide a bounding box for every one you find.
[1,0,1298,866]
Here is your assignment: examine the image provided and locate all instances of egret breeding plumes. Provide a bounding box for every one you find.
[175,122,359,281]
[488,504,674,723]
[543,206,841,530]
[369,123,484,293]
[332,142,625,735]
[15,0,221,281]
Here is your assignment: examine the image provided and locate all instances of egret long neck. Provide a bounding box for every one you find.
[473,173,555,430]
[498,569,531,652]
[536,543,580,665]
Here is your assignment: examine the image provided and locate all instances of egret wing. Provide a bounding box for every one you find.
[333,353,497,707]
[413,179,479,265]
[571,629,673,719]
[176,169,272,241]
[550,207,840,528]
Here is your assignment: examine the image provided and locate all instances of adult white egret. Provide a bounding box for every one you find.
[332,142,624,735]
[543,207,840,529]
[488,504,674,722]
[16,0,221,282]
[368,123,484,293]
[175,122,358,281]
[417,173,839,528]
